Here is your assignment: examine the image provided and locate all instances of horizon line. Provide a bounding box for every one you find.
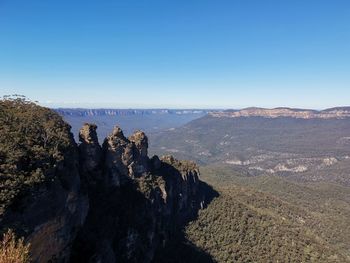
[51,106,350,111]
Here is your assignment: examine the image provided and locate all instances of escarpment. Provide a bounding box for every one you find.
[72,124,216,262]
[0,99,89,262]
[210,107,350,119]
[0,100,216,263]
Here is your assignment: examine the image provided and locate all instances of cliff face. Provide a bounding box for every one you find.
[210,107,350,119]
[72,124,214,262]
[55,108,211,117]
[2,148,89,263]
[0,100,215,263]
[0,99,89,262]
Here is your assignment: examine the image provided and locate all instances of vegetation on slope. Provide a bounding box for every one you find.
[0,96,74,214]
[182,167,350,263]
[186,188,348,262]
[150,115,350,185]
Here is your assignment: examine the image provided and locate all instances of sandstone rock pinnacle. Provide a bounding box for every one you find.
[79,123,102,175]
[129,130,148,158]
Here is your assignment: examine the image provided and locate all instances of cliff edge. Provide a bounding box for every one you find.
[0,98,216,263]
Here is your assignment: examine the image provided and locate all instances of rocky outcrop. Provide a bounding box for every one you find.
[79,123,102,187]
[128,130,148,157]
[100,127,151,187]
[0,98,215,263]
[71,125,216,263]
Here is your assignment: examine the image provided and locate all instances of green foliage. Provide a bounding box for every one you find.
[0,96,73,214]
[182,166,350,262]
[161,155,198,173]
[185,185,349,262]
[136,173,166,198]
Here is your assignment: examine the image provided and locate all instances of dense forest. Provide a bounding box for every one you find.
[182,166,350,262]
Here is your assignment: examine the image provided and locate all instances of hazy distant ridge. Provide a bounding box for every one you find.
[55,108,214,117]
[211,107,350,119]
[55,107,350,119]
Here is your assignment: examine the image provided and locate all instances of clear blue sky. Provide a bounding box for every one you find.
[0,0,349,109]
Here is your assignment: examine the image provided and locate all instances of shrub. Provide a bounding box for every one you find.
[0,229,30,263]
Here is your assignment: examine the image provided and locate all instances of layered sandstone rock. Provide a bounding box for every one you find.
[210,107,350,119]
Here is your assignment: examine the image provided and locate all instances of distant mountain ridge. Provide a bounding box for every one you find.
[56,107,350,119]
[211,107,350,119]
[150,111,350,185]
[55,108,214,117]
[56,108,213,141]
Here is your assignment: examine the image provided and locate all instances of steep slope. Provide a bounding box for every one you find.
[72,124,216,262]
[182,167,350,262]
[185,184,350,263]
[0,97,88,262]
[0,99,216,263]
[3,100,349,262]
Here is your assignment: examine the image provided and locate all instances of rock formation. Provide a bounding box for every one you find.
[0,100,215,263]
[79,123,102,187]
[71,124,215,262]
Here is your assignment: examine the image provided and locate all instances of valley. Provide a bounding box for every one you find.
[150,109,350,186]
[190,169,350,262]
[149,107,350,262]
[3,0,349,261]
[56,106,350,262]
[2,103,350,262]
[56,108,211,141]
